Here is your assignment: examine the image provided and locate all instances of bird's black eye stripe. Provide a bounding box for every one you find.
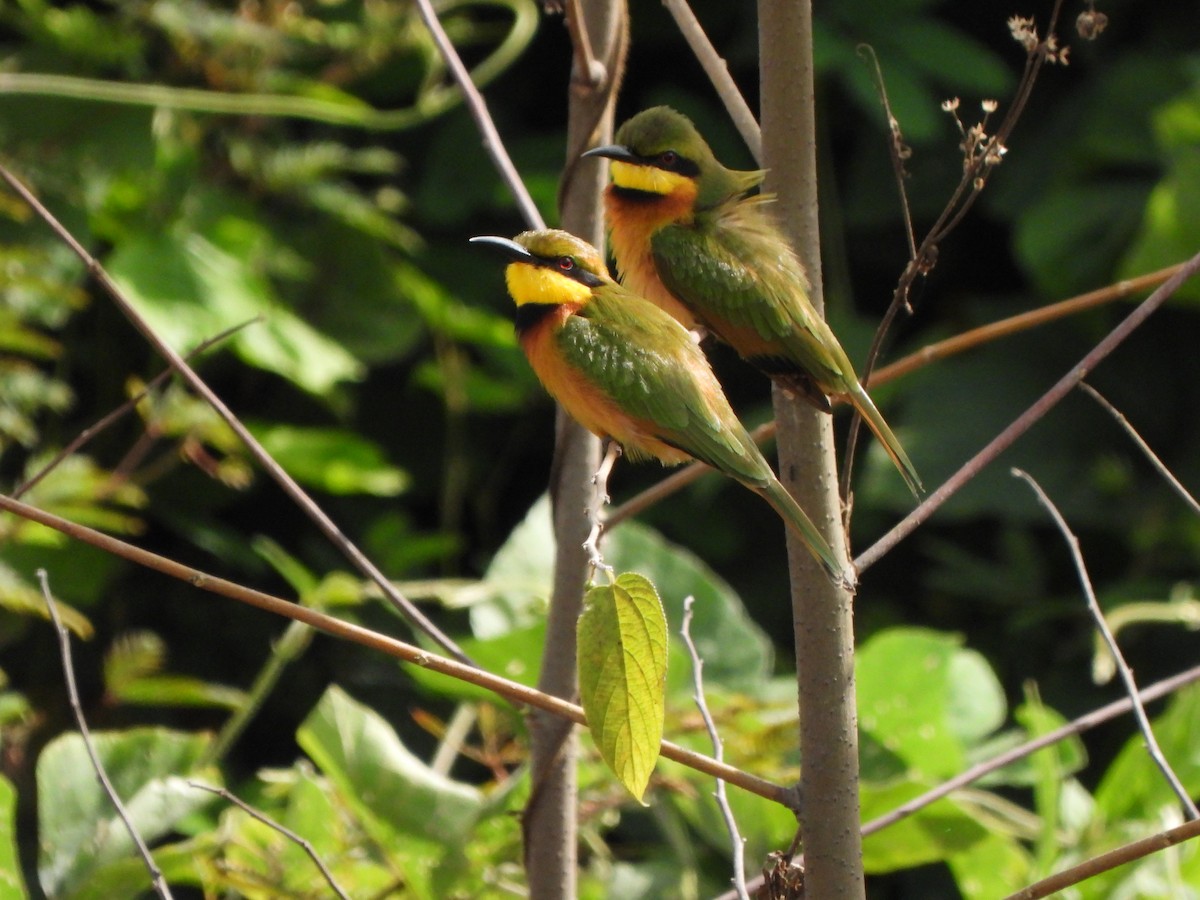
[651,149,699,177]
[537,254,604,287]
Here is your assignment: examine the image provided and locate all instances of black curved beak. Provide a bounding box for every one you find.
[582,143,639,163]
[469,235,535,263]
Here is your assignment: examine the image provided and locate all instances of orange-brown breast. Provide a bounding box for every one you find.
[518,303,692,466]
[604,186,702,331]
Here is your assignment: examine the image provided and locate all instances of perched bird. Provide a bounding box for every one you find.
[584,106,922,496]
[472,228,851,587]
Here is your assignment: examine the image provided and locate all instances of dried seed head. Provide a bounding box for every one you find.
[1077,10,1108,40]
[1008,16,1039,52]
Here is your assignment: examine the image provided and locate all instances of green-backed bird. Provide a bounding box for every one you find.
[584,105,922,496]
[472,228,852,587]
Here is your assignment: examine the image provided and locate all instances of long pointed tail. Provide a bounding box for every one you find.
[755,477,856,590]
[848,383,922,497]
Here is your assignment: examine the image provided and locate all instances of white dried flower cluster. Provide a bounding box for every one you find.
[941,98,1007,181]
[1008,15,1070,64]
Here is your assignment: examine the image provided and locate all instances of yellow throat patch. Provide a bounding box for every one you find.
[505,262,592,307]
[610,160,694,197]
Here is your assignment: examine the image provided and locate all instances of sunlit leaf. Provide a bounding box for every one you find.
[857,628,999,778]
[248,423,409,496]
[297,686,484,846]
[577,573,668,802]
[107,231,363,396]
[37,729,215,897]
[0,562,94,638]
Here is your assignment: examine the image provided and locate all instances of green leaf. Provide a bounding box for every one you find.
[946,829,1031,899]
[297,686,484,846]
[110,675,249,710]
[0,561,94,638]
[406,620,546,703]
[104,629,166,692]
[861,781,989,873]
[248,423,409,496]
[469,495,771,695]
[858,628,1005,779]
[577,573,668,802]
[0,776,27,900]
[37,728,215,897]
[607,517,773,692]
[107,230,363,396]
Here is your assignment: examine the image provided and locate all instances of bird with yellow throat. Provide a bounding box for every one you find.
[585,106,922,496]
[472,228,853,588]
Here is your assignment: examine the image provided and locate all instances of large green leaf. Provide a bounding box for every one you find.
[469,494,771,690]
[107,230,363,396]
[861,782,990,873]
[248,423,409,496]
[858,628,1005,779]
[37,728,214,898]
[607,517,773,692]
[577,573,668,802]
[297,685,484,846]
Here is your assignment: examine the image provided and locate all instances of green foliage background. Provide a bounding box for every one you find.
[1,0,1199,896]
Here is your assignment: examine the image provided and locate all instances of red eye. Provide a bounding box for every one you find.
[558,256,575,271]
[659,150,678,166]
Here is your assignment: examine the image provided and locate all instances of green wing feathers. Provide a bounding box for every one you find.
[555,290,772,486]
[554,287,852,586]
[651,200,922,495]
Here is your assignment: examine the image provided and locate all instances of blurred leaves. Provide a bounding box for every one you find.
[37,729,217,899]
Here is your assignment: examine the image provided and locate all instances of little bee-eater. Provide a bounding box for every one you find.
[585,106,922,496]
[472,229,852,587]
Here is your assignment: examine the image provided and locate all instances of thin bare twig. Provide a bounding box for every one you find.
[1004,815,1200,900]
[0,162,472,666]
[855,249,1200,574]
[412,0,544,230]
[187,781,351,900]
[3,493,792,805]
[844,2,1070,504]
[563,0,604,86]
[1013,468,1199,819]
[38,569,174,900]
[867,263,1184,387]
[584,441,620,581]
[13,317,260,501]
[681,596,749,900]
[857,44,916,261]
[1080,383,1200,517]
[661,0,761,161]
[859,661,1200,838]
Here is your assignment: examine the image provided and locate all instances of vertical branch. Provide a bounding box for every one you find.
[524,2,627,897]
[758,1,866,897]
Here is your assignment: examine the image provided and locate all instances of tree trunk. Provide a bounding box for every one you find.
[758,0,867,895]
[524,3,626,897]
